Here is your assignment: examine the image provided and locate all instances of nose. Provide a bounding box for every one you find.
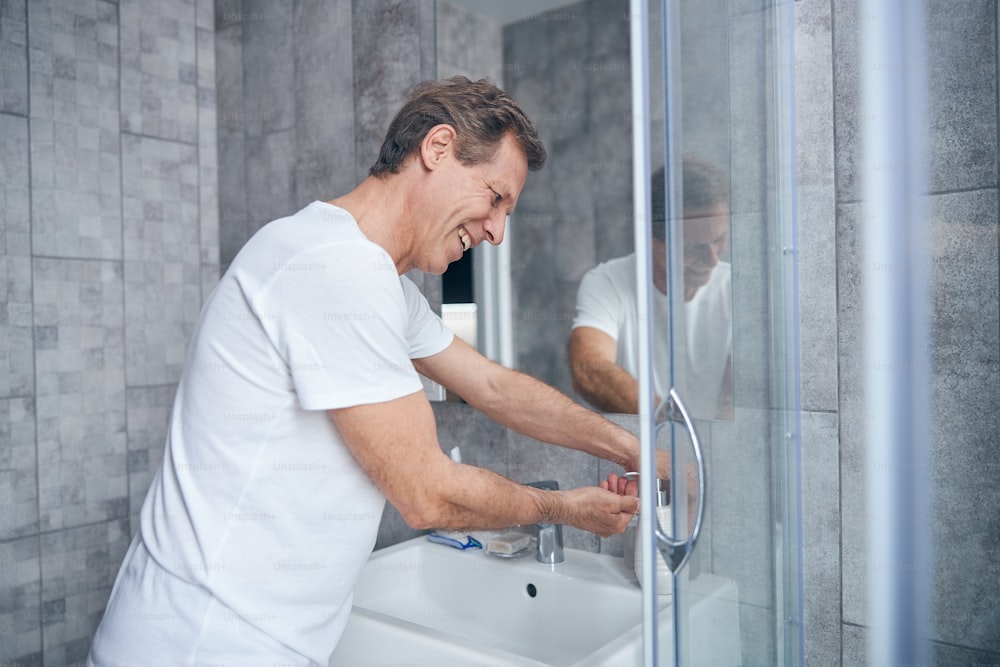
[483,210,506,246]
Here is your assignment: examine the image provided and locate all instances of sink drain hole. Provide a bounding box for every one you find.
[526,583,537,598]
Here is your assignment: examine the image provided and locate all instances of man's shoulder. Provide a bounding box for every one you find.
[583,253,636,283]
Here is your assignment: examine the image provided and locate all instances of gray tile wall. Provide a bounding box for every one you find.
[503,0,633,402]
[0,0,218,664]
[829,0,1000,663]
[214,0,439,307]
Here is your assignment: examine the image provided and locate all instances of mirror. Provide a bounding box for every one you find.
[437,0,734,421]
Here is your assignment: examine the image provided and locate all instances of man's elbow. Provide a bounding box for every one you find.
[394,491,454,531]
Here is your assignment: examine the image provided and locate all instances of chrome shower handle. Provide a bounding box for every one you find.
[650,388,707,573]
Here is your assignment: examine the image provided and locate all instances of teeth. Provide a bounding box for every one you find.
[459,229,472,251]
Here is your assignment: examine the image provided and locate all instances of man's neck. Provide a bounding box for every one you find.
[328,175,413,274]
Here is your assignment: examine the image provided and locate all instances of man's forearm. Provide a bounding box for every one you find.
[571,358,642,414]
[470,363,638,470]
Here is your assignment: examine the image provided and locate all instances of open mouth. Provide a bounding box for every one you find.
[458,227,472,252]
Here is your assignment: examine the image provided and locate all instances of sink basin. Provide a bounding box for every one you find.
[330,536,739,666]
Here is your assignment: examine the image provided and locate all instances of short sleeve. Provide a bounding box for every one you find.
[400,276,455,359]
[572,264,625,341]
[255,242,424,411]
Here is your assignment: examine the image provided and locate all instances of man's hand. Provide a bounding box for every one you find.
[560,486,638,538]
[600,472,639,497]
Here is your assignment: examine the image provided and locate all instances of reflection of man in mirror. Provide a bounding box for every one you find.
[568,154,733,420]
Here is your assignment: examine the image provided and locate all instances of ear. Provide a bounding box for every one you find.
[419,124,457,170]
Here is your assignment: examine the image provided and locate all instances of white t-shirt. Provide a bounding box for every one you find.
[89,201,454,665]
[572,254,732,420]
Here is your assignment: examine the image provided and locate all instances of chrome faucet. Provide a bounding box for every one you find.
[526,480,564,564]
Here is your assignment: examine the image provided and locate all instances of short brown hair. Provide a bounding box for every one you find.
[651,154,729,241]
[369,76,547,177]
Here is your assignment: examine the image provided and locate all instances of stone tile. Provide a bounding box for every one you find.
[794,0,835,189]
[0,396,37,539]
[926,190,1000,651]
[1,113,33,398]
[214,0,242,31]
[213,23,248,266]
[706,408,776,608]
[801,410,841,667]
[28,0,121,260]
[292,0,356,203]
[728,7,771,216]
[416,0,436,81]
[0,0,28,115]
[736,601,777,667]
[680,0,732,169]
[0,535,41,665]
[834,0,997,201]
[351,0,430,183]
[125,384,176,535]
[934,642,1000,667]
[241,0,293,138]
[196,0,213,31]
[830,0,860,203]
[39,519,131,666]
[120,0,199,144]
[841,622,865,666]
[33,257,127,532]
[923,0,996,193]
[794,0,838,421]
[797,183,839,412]
[436,0,503,82]
[197,24,220,286]
[244,127,297,238]
[121,134,202,387]
[835,201,866,626]
[730,211,772,411]
[585,0,628,61]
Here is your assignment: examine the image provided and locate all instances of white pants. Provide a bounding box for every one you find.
[88,532,316,667]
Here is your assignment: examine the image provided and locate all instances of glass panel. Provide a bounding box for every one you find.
[653,0,803,665]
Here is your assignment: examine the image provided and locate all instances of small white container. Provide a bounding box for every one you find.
[632,478,673,595]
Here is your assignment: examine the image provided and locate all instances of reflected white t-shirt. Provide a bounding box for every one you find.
[572,254,732,420]
[89,201,454,666]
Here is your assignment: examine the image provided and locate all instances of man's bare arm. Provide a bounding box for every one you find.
[414,336,669,480]
[567,326,646,414]
[328,390,637,536]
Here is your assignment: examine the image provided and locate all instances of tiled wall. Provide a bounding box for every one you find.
[214,0,439,303]
[0,0,218,664]
[502,0,634,401]
[800,0,1000,664]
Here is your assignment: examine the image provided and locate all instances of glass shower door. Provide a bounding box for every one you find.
[632,0,803,664]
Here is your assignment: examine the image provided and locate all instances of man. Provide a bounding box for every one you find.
[569,155,733,419]
[87,77,647,667]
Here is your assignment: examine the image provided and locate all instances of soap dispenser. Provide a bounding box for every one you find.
[632,478,673,594]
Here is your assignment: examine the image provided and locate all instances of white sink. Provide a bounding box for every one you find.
[329,536,740,666]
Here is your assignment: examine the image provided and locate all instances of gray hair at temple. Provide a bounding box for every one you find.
[650,154,730,242]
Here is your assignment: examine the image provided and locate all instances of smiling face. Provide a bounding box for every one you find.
[682,204,730,300]
[414,130,529,275]
[651,204,730,300]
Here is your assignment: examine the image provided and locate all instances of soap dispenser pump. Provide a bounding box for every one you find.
[632,478,673,594]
